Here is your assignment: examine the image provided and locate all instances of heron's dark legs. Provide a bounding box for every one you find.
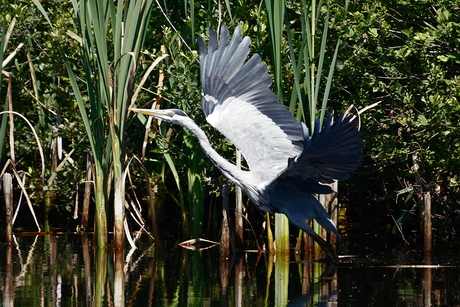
[306,231,339,262]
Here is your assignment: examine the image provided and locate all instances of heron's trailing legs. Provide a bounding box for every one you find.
[306,230,339,262]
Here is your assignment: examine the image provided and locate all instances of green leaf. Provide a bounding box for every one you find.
[417,114,428,126]
[437,55,449,62]
[369,28,378,37]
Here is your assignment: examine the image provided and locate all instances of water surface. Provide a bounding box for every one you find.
[0,234,458,306]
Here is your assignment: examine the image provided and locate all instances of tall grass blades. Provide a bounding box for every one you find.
[290,0,348,254]
[263,0,349,253]
[264,0,290,253]
[287,0,348,255]
[33,0,155,248]
[110,0,155,249]
[286,0,349,127]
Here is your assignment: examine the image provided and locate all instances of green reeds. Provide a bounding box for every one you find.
[264,0,290,253]
[263,0,348,253]
[287,0,348,255]
[33,0,155,247]
[286,0,348,127]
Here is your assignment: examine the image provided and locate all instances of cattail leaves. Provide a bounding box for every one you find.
[33,0,158,247]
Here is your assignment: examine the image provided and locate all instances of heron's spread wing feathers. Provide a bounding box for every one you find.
[276,114,362,194]
[198,26,304,179]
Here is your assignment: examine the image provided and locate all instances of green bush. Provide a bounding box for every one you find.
[330,0,460,251]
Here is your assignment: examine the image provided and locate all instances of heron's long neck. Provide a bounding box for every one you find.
[181,118,249,186]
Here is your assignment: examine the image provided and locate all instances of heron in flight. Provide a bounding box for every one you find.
[132,26,361,260]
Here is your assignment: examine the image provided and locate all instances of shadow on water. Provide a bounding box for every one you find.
[0,234,459,306]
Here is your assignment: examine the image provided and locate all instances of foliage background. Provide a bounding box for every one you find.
[0,0,459,255]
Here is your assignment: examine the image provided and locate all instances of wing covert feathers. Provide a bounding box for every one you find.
[197,26,305,179]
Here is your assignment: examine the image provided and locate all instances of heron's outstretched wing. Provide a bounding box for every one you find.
[275,114,362,194]
[197,26,305,180]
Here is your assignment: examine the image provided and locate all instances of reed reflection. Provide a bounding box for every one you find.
[1,234,458,306]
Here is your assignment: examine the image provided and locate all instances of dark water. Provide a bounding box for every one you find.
[0,234,459,306]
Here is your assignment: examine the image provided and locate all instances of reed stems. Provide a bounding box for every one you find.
[263,0,348,254]
[264,0,290,253]
[33,0,155,248]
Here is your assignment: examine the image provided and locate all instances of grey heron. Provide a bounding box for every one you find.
[131,26,361,260]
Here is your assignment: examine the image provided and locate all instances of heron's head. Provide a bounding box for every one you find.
[130,108,189,125]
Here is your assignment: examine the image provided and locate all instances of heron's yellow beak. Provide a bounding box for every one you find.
[129,108,160,116]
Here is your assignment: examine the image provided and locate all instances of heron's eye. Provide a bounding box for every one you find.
[167,111,174,117]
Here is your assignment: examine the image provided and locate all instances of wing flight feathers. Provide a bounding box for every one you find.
[197,25,305,179]
[277,114,362,194]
